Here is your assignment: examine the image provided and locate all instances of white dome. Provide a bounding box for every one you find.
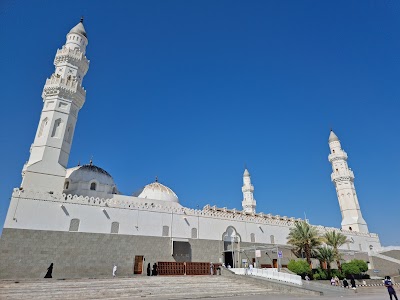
[133,181,179,203]
[329,130,339,143]
[69,19,87,38]
[66,164,115,186]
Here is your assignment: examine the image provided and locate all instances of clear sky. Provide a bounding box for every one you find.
[0,1,399,246]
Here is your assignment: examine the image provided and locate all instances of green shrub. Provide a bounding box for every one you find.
[353,259,368,273]
[314,267,328,280]
[330,269,344,279]
[341,259,368,276]
[287,259,310,276]
[313,273,321,280]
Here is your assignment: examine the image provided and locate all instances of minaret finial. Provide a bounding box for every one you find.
[80,16,84,23]
[155,176,158,182]
[89,155,93,166]
[77,160,81,166]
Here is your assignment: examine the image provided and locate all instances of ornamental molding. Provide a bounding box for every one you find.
[54,47,90,75]
[11,188,378,238]
[42,76,86,108]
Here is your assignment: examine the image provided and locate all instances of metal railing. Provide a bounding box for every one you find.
[230,268,303,285]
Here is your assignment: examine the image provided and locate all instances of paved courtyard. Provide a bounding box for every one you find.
[0,276,391,300]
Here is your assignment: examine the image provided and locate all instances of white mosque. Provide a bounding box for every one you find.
[0,19,398,279]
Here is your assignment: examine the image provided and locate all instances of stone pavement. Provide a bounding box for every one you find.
[0,275,391,300]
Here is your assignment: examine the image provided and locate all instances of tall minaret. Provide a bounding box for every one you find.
[21,19,89,191]
[328,130,368,233]
[242,168,256,213]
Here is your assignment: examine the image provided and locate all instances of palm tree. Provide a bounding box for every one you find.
[287,221,324,267]
[316,246,335,278]
[324,231,348,272]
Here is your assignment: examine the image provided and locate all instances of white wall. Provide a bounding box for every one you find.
[4,188,381,254]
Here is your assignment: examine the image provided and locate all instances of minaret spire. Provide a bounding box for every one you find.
[241,168,256,213]
[328,130,368,233]
[20,20,90,191]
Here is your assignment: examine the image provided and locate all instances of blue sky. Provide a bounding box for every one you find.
[0,1,399,246]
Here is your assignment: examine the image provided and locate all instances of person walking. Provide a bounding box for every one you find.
[147,263,151,276]
[384,276,398,300]
[44,263,54,278]
[112,264,117,277]
[350,275,357,289]
[210,262,214,275]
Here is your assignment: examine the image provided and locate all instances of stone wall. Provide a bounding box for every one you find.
[0,228,177,279]
[0,228,299,279]
[381,250,400,261]
[369,256,400,277]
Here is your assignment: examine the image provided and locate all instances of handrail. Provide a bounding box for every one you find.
[230,268,303,285]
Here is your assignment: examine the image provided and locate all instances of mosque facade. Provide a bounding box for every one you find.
[0,20,389,279]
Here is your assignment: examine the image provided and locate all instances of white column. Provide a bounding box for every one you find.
[21,19,89,192]
[242,169,256,213]
[328,130,369,233]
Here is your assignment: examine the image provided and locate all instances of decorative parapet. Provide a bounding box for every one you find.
[314,224,378,238]
[10,188,379,238]
[331,169,355,182]
[54,47,90,75]
[328,151,348,162]
[42,76,86,108]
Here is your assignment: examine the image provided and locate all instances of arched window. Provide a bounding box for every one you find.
[90,182,97,191]
[64,181,69,190]
[64,124,73,143]
[111,222,119,234]
[270,235,275,244]
[51,118,63,138]
[191,228,197,239]
[38,117,48,137]
[359,244,362,251]
[112,187,117,194]
[250,233,255,243]
[162,225,169,237]
[69,218,80,231]
[349,227,352,231]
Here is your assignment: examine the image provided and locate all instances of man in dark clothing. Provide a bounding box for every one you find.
[147,263,151,276]
[152,263,158,276]
[350,275,357,289]
[385,276,398,300]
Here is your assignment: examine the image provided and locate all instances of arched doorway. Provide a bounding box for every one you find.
[222,226,241,268]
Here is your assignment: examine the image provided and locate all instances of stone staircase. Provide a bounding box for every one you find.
[0,276,279,300]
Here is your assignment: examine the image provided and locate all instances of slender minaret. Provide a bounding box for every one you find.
[21,19,89,191]
[328,130,369,233]
[242,168,256,213]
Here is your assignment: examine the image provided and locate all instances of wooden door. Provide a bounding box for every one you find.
[273,259,278,268]
[134,256,144,274]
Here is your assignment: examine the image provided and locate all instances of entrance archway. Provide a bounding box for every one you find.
[222,226,241,268]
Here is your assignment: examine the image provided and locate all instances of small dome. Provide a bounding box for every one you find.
[66,163,115,186]
[69,19,87,38]
[328,130,339,143]
[133,181,179,203]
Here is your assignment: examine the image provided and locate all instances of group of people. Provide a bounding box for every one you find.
[146,263,158,276]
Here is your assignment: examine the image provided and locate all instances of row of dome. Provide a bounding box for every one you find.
[63,162,178,203]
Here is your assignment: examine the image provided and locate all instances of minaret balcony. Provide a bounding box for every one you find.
[42,76,86,108]
[54,47,89,75]
[328,151,348,162]
[331,169,354,182]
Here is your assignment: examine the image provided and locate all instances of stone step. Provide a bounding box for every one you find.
[0,276,277,300]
